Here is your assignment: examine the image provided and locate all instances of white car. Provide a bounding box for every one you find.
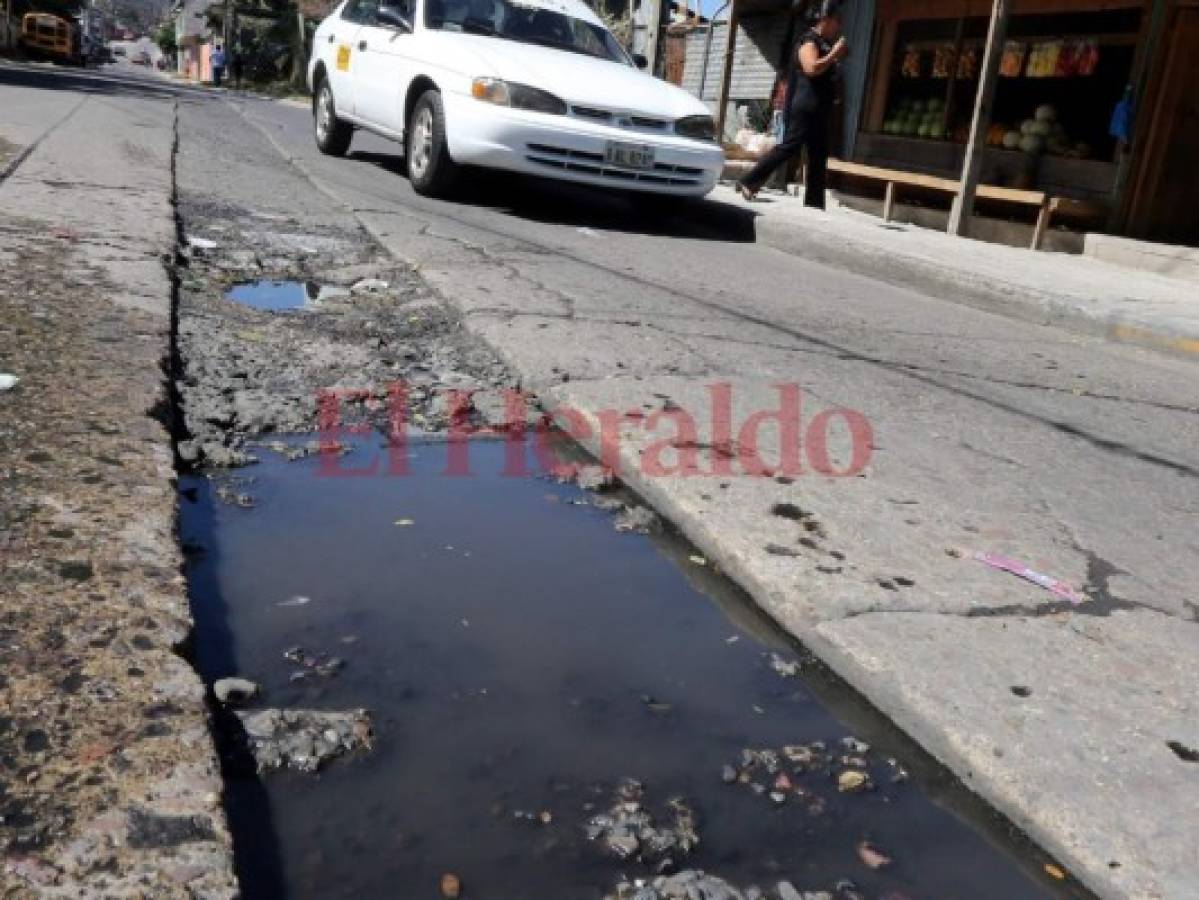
[307,0,724,199]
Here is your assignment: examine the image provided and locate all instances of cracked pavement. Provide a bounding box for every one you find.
[2,60,1196,899]
[221,89,1199,899]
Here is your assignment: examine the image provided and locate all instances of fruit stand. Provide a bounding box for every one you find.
[854,0,1152,212]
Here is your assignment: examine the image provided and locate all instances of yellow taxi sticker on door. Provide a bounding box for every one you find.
[336,44,351,71]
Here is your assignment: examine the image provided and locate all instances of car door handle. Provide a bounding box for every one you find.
[358,39,367,51]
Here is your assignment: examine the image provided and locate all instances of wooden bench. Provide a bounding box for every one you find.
[819,158,1090,250]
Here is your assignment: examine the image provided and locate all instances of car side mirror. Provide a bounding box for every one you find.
[376,7,412,31]
[632,53,649,69]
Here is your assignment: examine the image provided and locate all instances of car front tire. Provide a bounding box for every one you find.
[407,90,458,197]
[314,77,353,157]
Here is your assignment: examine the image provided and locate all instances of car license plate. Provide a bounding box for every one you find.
[605,142,655,170]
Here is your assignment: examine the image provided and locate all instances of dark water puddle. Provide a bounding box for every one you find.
[180,435,1074,900]
[226,280,317,310]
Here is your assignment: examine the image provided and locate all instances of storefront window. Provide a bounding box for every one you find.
[876,8,1140,163]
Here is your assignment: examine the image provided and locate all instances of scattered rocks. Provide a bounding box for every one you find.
[213,677,259,706]
[586,779,699,864]
[175,200,515,470]
[234,708,372,774]
[605,872,837,900]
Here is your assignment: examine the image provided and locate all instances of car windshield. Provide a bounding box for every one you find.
[423,0,629,64]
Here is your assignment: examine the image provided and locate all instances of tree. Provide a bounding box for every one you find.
[154,21,175,56]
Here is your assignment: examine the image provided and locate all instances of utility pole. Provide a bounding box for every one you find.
[643,0,670,76]
[947,0,1009,236]
[713,0,740,141]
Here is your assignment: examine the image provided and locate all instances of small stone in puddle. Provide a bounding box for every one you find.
[836,770,870,793]
[720,764,737,784]
[572,464,616,492]
[440,872,461,898]
[213,677,259,706]
[235,708,372,774]
[768,653,800,678]
[613,505,660,534]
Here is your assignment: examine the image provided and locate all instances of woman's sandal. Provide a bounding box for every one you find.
[735,182,758,202]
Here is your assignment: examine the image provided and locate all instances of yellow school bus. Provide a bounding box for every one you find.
[21,13,80,64]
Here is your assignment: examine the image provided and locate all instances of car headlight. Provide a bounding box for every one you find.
[675,115,717,142]
[471,77,567,115]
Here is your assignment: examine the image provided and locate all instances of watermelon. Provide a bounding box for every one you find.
[1018,134,1045,154]
[1034,104,1057,122]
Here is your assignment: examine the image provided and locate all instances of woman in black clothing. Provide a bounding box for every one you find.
[737,0,848,208]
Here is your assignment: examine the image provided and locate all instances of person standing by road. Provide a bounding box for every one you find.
[211,44,227,87]
[231,49,244,90]
[736,0,847,208]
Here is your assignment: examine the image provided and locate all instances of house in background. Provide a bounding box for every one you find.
[172,0,214,82]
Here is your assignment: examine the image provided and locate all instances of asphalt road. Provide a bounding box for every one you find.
[5,60,1198,899]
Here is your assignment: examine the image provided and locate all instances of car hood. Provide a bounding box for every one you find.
[445,35,709,120]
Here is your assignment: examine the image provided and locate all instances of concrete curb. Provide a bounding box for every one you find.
[749,203,1199,362]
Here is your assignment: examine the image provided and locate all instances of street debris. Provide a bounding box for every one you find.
[350,277,389,294]
[440,872,462,898]
[187,236,218,252]
[213,479,256,507]
[283,645,345,680]
[971,551,1083,602]
[768,653,801,678]
[836,771,869,793]
[586,779,699,864]
[213,677,260,706]
[570,464,617,492]
[604,871,839,900]
[855,840,892,869]
[234,708,373,774]
[0,373,17,392]
[614,504,660,534]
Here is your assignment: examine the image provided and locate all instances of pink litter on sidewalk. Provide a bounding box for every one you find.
[973,551,1084,603]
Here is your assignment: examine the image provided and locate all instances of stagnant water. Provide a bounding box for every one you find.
[180,435,1076,900]
[225,280,318,310]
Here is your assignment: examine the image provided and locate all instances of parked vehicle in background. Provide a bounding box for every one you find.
[307,0,724,201]
[20,13,81,65]
[133,49,151,65]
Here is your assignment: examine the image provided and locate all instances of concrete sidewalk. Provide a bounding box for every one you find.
[0,67,237,895]
[720,184,1199,360]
